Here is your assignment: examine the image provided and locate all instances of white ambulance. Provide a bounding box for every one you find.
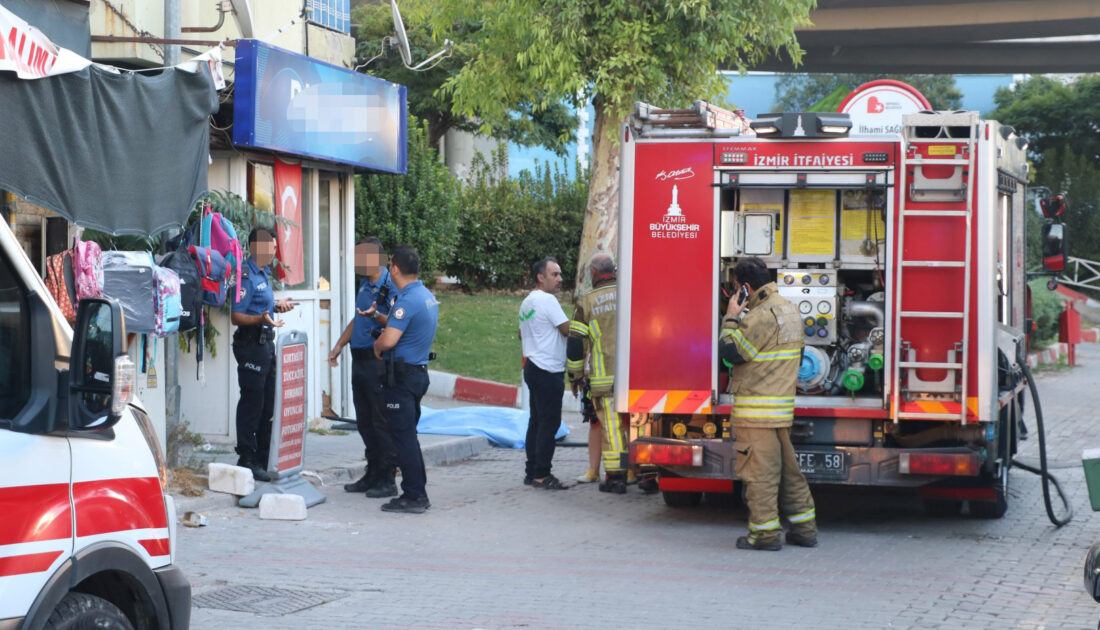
[0,219,190,628]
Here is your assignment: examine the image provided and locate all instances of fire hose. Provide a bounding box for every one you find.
[1013,362,1073,527]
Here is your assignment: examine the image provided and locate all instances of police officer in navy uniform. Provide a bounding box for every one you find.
[372,246,439,514]
[231,227,297,482]
[328,237,399,497]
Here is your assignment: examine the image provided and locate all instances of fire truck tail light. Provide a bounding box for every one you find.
[111,355,135,415]
[631,442,704,467]
[899,452,979,476]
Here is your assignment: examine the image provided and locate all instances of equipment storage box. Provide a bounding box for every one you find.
[1084,448,1100,511]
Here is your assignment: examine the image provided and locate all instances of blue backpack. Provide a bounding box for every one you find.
[188,245,230,307]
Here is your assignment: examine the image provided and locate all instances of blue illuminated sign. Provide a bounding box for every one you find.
[233,40,407,174]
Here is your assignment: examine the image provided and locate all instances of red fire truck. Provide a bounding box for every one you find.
[619,100,1065,517]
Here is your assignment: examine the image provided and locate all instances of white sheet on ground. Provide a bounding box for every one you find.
[417,405,569,449]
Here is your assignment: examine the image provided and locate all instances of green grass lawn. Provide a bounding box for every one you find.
[432,291,527,384]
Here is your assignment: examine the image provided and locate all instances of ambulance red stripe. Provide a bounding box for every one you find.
[72,477,167,537]
[0,550,63,577]
[0,483,72,545]
[138,538,171,557]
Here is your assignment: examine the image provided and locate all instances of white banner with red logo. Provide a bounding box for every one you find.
[274,159,305,286]
[0,4,90,78]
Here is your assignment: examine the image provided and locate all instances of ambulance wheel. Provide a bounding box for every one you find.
[46,592,134,630]
[662,490,702,508]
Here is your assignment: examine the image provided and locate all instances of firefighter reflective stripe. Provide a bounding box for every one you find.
[788,508,816,524]
[590,376,614,388]
[566,358,584,371]
[724,330,800,362]
[589,320,609,380]
[732,395,795,420]
[569,320,590,337]
[599,397,625,471]
[728,329,758,357]
[748,518,781,532]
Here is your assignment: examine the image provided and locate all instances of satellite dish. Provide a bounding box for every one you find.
[390,0,413,67]
[229,0,255,39]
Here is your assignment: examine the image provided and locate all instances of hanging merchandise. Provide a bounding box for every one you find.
[200,206,244,302]
[101,251,181,337]
[159,248,202,332]
[187,245,230,307]
[71,236,104,301]
[43,249,77,324]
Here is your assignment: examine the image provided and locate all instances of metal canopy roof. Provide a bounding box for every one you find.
[753,0,1100,74]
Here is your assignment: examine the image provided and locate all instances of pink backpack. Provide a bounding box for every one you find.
[72,237,103,301]
[200,206,244,302]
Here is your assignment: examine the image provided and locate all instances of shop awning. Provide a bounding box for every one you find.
[0,4,220,236]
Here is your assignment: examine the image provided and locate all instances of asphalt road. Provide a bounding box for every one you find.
[177,344,1100,629]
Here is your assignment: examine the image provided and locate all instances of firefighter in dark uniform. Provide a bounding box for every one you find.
[231,227,296,482]
[372,246,439,514]
[719,257,817,551]
[329,237,399,497]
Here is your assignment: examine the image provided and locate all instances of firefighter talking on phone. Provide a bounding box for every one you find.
[719,257,818,551]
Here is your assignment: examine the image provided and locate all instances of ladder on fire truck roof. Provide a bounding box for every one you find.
[892,111,980,423]
[631,101,751,137]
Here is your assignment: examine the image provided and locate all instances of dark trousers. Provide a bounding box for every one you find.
[352,351,395,481]
[524,361,564,479]
[233,337,275,466]
[381,368,430,500]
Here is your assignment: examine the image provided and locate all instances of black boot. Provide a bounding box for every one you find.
[599,474,628,494]
[365,470,398,498]
[237,455,271,483]
[344,471,374,493]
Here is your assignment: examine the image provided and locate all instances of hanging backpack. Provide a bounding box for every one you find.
[159,249,202,332]
[43,250,77,324]
[151,264,182,338]
[102,251,158,334]
[201,208,244,302]
[188,245,230,307]
[71,237,104,301]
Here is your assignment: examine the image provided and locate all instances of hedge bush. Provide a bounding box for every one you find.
[1029,279,1064,348]
[355,118,460,278]
[447,152,588,290]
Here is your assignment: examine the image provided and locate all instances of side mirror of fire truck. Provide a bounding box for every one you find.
[68,298,134,431]
[1041,222,1068,274]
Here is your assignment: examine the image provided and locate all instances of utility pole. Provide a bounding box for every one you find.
[163,0,183,467]
[163,0,181,65]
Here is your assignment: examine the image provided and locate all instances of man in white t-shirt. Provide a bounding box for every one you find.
[519,256,571,490]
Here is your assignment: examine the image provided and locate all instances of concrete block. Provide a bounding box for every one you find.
[259,493,308,520]
[207,463,255,496]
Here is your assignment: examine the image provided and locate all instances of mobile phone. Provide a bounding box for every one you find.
[737,285,749,306]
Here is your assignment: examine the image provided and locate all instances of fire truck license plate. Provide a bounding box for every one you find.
[795,451,847,479]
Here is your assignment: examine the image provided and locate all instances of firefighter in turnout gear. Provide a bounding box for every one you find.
[719,257,818,551]
[567,253,635,494]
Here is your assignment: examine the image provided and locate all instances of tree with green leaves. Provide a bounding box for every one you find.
[410,0,815,288]
[355,118,461,276]
[354,3,576,153]
[774,74,963,112]
[992,75,1100,264]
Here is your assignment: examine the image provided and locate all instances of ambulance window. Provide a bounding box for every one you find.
[0,249,30,420]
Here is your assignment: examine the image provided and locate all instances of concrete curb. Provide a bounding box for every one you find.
[1026,329,1098,368]
[428,369,577,411]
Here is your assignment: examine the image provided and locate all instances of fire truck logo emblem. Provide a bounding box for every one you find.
[649,184,701,240]
[655,167,695,182]
[665,185,683,219]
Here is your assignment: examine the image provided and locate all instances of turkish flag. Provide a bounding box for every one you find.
[274,159,304,285]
